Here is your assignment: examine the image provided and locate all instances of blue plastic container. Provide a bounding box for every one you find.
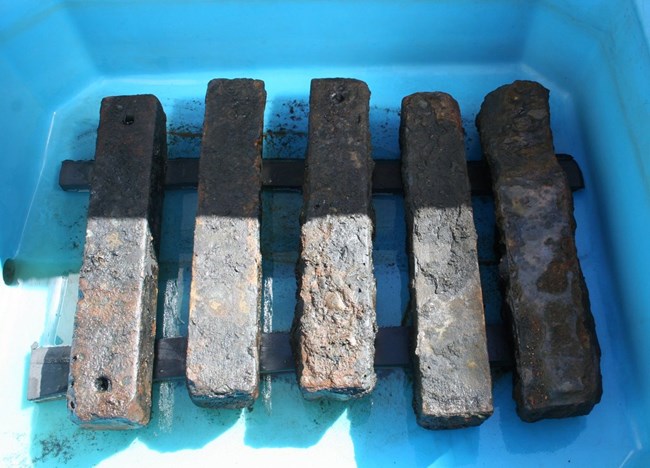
[2,1,649,466]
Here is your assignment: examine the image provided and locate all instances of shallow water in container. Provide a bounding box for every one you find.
[0,69,637,467]
[1,1,650,467]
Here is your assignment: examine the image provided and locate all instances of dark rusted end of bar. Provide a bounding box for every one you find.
[292,78,377,400]
[401,92,493,429]
[67,94,166,429]
[185,79,266,409]
[476,80,602,422]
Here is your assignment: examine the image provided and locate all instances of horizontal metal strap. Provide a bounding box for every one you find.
[28,324,511,403]
[59,155,584,194]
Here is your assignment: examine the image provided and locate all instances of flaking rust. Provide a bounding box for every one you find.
[401,92,493,429]
[185,79,266,408]
[67,95,166,429]
[292,78,377,400]
[476,80,601,422]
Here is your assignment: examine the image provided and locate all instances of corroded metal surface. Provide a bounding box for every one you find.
[29,325,514,403]
[292,78,377,400]
[476,80,602,422]
[67,95,166,429]
[185,79,266,408]
[401,92,493,429]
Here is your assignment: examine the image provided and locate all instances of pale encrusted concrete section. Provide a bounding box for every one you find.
[476,80,602,422]
[67,94,167,429]
[401,92,493,429]
[293,78,377,400]
[186,79,266,408]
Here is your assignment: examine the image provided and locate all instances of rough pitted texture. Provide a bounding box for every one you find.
[186,79,265,408]
[292,78,377,400]
[400,92,493,429]
[67,95,166,429]
[476,80,602,422]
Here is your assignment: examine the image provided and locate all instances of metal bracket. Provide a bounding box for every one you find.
[28,325,511,403]
[59,154,585,194]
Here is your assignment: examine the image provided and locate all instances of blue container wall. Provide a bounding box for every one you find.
[1,0,649,466]
[65,1,531,73]
[0,0,96,261]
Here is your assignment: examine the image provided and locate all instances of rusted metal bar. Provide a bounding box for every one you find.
[292,78,377,400]
[59,154,585,193]
[401,92,493,429]
[27,325,514,403]
[67,95,167,429]
[185,79,266,408]
[476,80,602,422]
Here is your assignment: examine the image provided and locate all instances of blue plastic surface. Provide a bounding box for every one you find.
[1,1,649,466]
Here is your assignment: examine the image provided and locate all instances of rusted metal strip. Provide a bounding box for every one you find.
[27,325,514,403]
[185,79,266,408]
[292,78,377,400]
[67,95,167,429]
[28,346,72,402]
[401,92,493,429]
[59,154,584,193]
[476,80,602,422]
